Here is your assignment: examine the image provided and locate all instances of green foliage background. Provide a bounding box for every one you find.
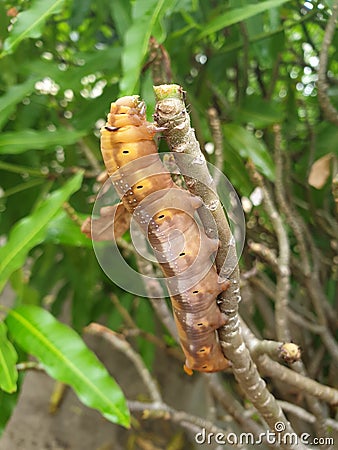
[0,0,337,441]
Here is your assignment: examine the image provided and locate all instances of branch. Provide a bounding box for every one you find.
[63,201,84,227]
[252,340,302,365]
[207,107,224,186]
[16,361,44,371]
[317,0,338,126]
[247,160,291,342]
[78,139,102,175]
[85,323,162,403]
[110,294,183,361]
[135,255,179,342]
[205,373,265,437]
[278,400,338,431]
[49,381,67,414]
[258,356,338,406]
[148,36,172,86]
[154,84,238,277]
[242,318,336,439]
[248,241,279,273]
[273,124,311,277]
[303,276,338,365]
[128,400,245,448]
[154,84,307,450]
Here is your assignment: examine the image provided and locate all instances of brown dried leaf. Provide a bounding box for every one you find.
[308,153,333,189]
[81,203,130,241]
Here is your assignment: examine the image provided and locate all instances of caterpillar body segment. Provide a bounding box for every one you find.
[100,95,230,373]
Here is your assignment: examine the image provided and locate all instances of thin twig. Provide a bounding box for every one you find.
[63,202,83,227]
[250,274,276,301]
[205,373,265,437]
[241,319,335,439]
[317,0,338,126]
[79,139,102,175]
[247,160,291,342]
[207,107,224,187]
[85,323,162,403]
[303,276,338,365]
[16,361,44,371]
[278,400,338,431]
[273,125,311,277]
[135,255,179,342]
[127,400,245,448]
[148,36,172,85]
[110,294,183,361]
[250,339,301,365]
[258,356,338,406]
[248,241,279,272]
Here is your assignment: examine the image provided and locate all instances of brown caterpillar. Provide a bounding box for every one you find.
[100,95,230,374]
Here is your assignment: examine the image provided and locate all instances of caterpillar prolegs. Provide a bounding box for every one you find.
[99,95,230,374]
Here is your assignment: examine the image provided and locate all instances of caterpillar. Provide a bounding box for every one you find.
[99,95,230,374]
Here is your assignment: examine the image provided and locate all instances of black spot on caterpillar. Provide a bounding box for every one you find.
[100,95,230,374]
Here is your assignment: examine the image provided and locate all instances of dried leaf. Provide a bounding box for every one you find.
[308,153,333,189]
[81,203,130,241]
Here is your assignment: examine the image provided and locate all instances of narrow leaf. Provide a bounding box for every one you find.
[120,0,175,94]
[0,172,83,294]
[2,0,65,56]
[223,124,275,181]
[233,96,284,128]
[5,306,130,427]
[46,210,92,247]
[0,129,86,155]
[198,0,291,39]
[109,0,132,39]
[0,322,18,393]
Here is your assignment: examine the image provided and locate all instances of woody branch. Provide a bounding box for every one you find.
[153,84,307,450]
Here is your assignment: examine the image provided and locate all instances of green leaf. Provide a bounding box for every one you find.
[315,122,338,157]
[120,0,176,94]
[69,0,92,28]
[0,78,38,130]
[0,375,22,437]
[245,3,284,67]
[0,129,86,155]
[135,301,155,370]
[0,322,18,393]
[233,96,284,128]
[223,124,275,181]
[222,141,254,196]
[109,0,132,39]
[5,306,130,427]
[19,47,121,94]
[9,269,41,306]
[1,0,65,57]
[198,0,291,39]
[0,172,83,294]
[45,211,92,247]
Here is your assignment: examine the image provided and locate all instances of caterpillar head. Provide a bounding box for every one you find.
[111,95,146,117]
